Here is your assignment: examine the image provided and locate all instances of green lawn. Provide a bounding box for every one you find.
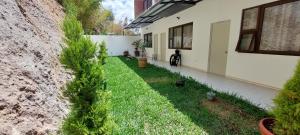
[105,57,268,135]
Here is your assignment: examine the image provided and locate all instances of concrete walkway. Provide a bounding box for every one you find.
[148,60,278,110]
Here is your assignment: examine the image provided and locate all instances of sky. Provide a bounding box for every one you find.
[102,0,134,23]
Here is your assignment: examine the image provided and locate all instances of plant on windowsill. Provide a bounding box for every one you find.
[137,41,147,68]
[259,61,300,135]
[132,39,141,57]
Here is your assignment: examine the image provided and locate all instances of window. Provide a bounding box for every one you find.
[183,24,193,49]
[236,0,300,56]
[144,0,152,10]
[169,23,193,49]
[174,26,182,48]
[144,33,152,48]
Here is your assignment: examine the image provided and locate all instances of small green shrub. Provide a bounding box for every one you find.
[63,15,83,43]
[273,61,300,134]
[62,0,78,15]
[60,1,113,134]
[60,37,96,73]
[62,62,112,135]
[99,41,108,64]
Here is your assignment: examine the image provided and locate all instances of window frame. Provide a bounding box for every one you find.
[169,22,193,50]
[144,33,152,48]
[144,0,152,10]
[236,0,300,56]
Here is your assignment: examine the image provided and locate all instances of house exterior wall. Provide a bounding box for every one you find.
[140,0,300,89]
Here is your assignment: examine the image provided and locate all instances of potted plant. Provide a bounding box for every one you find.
[137,41,147,68]
[259,61,300,135]
[132,40,141,57]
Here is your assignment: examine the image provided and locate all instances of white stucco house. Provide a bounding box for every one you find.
[126,0,300,91]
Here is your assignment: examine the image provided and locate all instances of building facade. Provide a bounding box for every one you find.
[129,0,300,90]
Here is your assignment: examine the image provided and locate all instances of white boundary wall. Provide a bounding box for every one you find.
[89,35,140,56]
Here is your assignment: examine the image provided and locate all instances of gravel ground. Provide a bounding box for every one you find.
[0,0,70,134]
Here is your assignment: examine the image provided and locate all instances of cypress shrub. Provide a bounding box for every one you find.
[98,41,108,64]
[273,61,300,134]
[62,62,112,135]
[60,2,113,134]
[62,15,83,43]
[60,36,96,73]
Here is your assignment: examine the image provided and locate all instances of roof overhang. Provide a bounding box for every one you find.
[125,0,201,29]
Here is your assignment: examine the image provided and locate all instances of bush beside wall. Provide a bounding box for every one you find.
[60,1,112,134]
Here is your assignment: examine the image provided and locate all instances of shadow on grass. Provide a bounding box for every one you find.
[118,56,269,135]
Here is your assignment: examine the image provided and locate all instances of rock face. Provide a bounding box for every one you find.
[0,0,70,134]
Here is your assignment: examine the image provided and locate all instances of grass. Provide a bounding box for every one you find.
[105,57,269,135]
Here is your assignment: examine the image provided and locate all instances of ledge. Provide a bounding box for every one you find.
[125,0,201,29]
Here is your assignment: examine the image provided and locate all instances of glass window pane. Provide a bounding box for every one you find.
[174,27,182,48]
[144,34,147,46]
[242,8,259,30]
[148,34,152,47]
[239,34,254,51]
[260,1,300,52]
[183,24,193,49]
[169,28,173,48]
[144,33,152,47]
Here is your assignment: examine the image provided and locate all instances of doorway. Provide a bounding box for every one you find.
[160,32,166,61]
[208,20,230,76]
[154,34,159,60]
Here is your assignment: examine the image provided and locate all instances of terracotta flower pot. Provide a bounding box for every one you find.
[138,57,147,68]
[259,118,275,135]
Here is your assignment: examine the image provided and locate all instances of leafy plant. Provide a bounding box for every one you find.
[63,0,79,17]
[62,0,111,34]
[131,39,141,49]
[273,61,300,134]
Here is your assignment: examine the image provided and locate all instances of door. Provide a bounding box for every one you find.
[160,32,166,61]
[208,20,230,76]
[154,34,159,59]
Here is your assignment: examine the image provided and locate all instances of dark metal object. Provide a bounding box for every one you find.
[125,0,201,29]
[207,91,216,101]
[134,48,140,57]
[134,51,140,57]
[170,49,181,66]
[175,79,185,87]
